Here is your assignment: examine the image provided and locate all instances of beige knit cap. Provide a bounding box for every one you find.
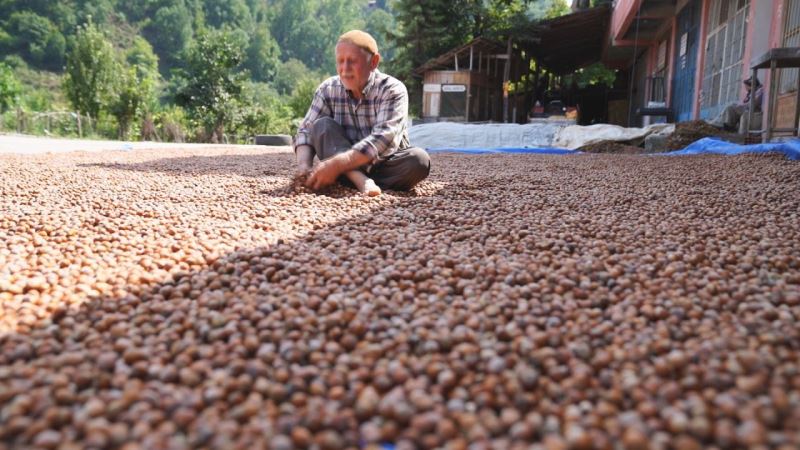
[337,30,379,55]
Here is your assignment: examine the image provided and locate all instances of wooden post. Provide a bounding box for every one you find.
[794,67,800,137]
[503,38,512,123]
[766,60,777,142]
[77,112,82,138]
[466,77,471,122]
[469,45,474,71]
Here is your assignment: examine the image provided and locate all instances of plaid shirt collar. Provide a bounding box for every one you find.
[344,70,378,100]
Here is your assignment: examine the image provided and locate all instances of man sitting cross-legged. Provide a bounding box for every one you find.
[293,30,430,196]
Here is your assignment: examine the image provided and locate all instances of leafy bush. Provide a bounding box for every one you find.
[230,83,295,140]
[152,106,190,143]
[173,28,248,143]
[63,20,116,121]
[564,63,617,89]
[288,77,320,119]
[0,63,21,112]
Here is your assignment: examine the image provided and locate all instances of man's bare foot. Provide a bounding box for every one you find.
[361,178,381,197]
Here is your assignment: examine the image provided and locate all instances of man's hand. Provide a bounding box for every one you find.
[306,157,344,190]
[305,149,373,191]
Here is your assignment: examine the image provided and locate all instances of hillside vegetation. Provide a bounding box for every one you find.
[0,0,572,143]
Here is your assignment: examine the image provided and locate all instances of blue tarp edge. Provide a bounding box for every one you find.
[425,137,800,160]
[664,137,800,160]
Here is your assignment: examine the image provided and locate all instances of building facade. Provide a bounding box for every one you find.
[606,0,798,132]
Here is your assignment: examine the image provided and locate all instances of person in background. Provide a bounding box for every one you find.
[293,30,430,197]
[708,76,763,132]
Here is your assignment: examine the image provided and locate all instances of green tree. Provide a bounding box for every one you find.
[109,37,160,139]
[268,0,360,72]
[317,0,366,68]
[525,0,570,20]
[364,7,396,63]
[544,0,570,19]
[389,0,466,75]
[231,82,294,138]
[63,21,116,121]
[74,0,116,25]
[267,0,316,61]
[0,62,21,112]
[564,62,616,88]
[203,0,253,29]
[388,0,462,113]
[173,28,248,142]
[109,66,142,139]
[244,26,281,82]
[143,0,193,72]
[126,36,160,81]
[272,58,319,95]
[4,11,66,71]
[287,76,321,119]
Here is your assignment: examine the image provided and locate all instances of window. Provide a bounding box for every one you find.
[440,85,467,118]
[701,0,749,115]
[650,40,669,103]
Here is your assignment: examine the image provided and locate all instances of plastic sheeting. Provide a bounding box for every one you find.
[553,123,674,149]
[665,137,800,160]
[409,122,569,149]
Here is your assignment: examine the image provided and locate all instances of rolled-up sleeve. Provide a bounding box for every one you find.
[351,81,408,162]
[293,85,332,152]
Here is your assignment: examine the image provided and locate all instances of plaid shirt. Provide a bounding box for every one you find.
[294,70,411,162]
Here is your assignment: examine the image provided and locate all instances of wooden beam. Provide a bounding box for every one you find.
[503,38,512,123]
[470,45,474,71]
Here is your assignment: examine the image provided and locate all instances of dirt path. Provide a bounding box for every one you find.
[0,134,277,154]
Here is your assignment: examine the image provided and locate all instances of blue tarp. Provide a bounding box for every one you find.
[425,147,578,155]
[425,138,800,160]
[664,137,800,160]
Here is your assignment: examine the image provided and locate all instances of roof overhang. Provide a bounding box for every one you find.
[412,37,507,76]
[513,5,612,75]
[604,0,676,67]
[413,5,612,77]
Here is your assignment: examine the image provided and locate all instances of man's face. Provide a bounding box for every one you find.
[336,41,378,96]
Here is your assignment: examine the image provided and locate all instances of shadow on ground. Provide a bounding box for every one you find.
[81,152,299,179]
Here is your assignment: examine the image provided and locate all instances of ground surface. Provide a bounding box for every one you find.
[0,134,264,155]
[1,147,799,449]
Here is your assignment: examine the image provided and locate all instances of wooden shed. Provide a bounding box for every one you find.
[413,38,528,123]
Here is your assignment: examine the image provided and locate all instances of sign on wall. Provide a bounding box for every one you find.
[442,84,467,93]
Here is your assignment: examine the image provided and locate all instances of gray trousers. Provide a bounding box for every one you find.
[709,103,747,130]
[310,117,430,191]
